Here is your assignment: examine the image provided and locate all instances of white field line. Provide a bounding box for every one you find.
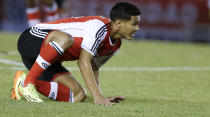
[0,58,24,66]
[98,67,210,71]
[0,58,210,71]
[0,51,19,56]
[0,66,210,71]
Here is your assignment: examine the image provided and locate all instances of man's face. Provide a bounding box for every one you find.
[119,15,140,40]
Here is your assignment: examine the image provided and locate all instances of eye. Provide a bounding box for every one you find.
[132,23,138,26]
[132,21,139,26]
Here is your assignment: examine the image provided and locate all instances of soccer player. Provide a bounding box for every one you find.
[11,2,141,105]
[24,0,60,27]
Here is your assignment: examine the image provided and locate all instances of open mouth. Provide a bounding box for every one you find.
[131,31,137,36]
[131,31,137,37]
[131,33,135,37]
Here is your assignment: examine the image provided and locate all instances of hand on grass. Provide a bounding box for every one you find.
[93,95,115,106]
[108,96,126,103]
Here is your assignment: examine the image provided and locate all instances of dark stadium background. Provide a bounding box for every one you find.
[0,0,210,43]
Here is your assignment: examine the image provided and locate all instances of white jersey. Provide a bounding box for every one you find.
[30,16,122,68]
[33,16,110,56]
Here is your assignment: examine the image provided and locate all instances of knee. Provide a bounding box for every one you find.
[56,32,74,50]
[74,88,87,102]
[60,35,74,50]
[46,31,74,50]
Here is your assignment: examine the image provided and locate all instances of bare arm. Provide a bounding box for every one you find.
[90,53,126,104]
[91,59,101,93]
[91,63,126,104]
[93,69,102,93]
[78,49,114,105]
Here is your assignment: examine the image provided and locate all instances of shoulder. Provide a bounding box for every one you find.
[36,16,110,24]
[84,16,111,38]
[92,16,110,24]
[85,16,110,27]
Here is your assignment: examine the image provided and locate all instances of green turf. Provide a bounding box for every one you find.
[0,32,210,117]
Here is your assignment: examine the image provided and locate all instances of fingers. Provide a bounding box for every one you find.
[94,95,126,106]
[94,96,115,106]
[109,96,126,101]
[114,96,126,100]
[103,100,115,106]
[109,96,126,103]
[97,98,115,106]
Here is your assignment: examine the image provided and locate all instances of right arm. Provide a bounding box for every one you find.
[78,49,114,105]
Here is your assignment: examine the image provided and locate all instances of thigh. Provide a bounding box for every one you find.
[18,28,43,60]
[18,28,43,70]
[20,55,35,70]
[18,27,56,70]
[18,28,52,60]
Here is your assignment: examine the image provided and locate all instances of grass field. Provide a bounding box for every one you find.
[0,31,210,117]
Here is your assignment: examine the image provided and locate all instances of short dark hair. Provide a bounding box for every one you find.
[110,2,141,21]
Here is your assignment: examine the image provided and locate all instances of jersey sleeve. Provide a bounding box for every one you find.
[81,19,108,56]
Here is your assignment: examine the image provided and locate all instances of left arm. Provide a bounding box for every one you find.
[93,69,101,93]
[91,59,101,93]
[91,55,126,103]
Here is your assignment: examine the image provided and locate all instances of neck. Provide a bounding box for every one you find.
[110,22,121,40]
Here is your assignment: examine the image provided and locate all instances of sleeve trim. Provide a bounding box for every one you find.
[81,44,95,56]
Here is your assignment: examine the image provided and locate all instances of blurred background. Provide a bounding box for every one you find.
[0,0,210,43]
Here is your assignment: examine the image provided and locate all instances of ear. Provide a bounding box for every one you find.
[114,19,122,29]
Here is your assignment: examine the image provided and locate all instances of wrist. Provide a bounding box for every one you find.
[93,93,103,99]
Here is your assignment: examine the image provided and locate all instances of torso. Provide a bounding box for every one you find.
[33,16,121,61]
